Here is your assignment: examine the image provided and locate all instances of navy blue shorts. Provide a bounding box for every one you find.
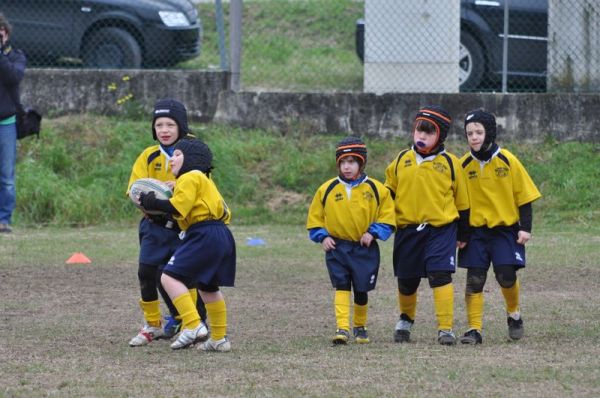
[325,239,380,292]
[139,218,181,267]
[392,223,457,279]
[165,221,236,287]
[458,225,526,270]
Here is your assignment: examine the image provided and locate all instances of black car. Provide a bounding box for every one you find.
[356,0,548,91]
[2,0,202,68]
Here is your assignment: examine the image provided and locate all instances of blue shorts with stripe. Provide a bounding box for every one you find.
[458,225,525,270]
[139,218,181,267]
[325,239,380,292]
[165,220,236,287]
[392,223,457,279]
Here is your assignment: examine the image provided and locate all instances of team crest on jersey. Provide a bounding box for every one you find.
[404,159,412,167]
[468,170,478,179]
[433,161,448,174]
[335,192,344,201]
[495,167,509,177]
[154,162,163,171]
[363,191,374,201]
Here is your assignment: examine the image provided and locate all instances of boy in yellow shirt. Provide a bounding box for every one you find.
[384,105,470,345]
[459,109,541,344]
[307,137,395,344]
[126,99,207,346]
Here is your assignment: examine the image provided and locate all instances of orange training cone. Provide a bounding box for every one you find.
[66,252,92,264]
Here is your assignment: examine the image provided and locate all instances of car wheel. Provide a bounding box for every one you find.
[82,27,142,69]
[459,31,485,91]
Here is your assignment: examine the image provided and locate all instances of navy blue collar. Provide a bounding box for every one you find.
[160,143,175,157]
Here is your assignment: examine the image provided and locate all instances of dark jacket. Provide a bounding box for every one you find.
[0,44,27,120]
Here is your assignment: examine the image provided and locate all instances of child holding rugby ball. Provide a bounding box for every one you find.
[140,138,236,352]
[126,99,206,347]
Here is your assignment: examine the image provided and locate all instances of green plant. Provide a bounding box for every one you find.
[14,115,600,228]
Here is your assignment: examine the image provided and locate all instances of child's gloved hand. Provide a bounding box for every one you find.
[139,191,157,210]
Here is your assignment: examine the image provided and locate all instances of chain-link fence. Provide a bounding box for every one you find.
[2,0,598,93]
[1,0,204,69]
[241,0,598,93]
[362,0,550,93]
[362,0,600,93]
[547,0,600,92]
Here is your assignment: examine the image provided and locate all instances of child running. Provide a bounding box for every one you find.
[458,109,541,344]
[307,137,395,344]
[140,138,235,352]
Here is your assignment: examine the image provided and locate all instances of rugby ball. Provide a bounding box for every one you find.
[129,178,173,215]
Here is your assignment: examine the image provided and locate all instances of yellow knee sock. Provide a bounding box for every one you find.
[189,288,198,306]
[398,291,417,321]
[139,299,161,327]
[173,289,199,322]
[172,292,200,330]
[353,303,368,328]
[205,299,227,341]
[334,290,351,331]
[433,283,454,331]
[501,279,521,315]
[465,292,484,331]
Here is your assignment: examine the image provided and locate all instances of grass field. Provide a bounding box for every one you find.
[1,224,599,397]
[185,0,364,91]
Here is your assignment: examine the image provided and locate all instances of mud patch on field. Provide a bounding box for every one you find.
[266,189,308,211]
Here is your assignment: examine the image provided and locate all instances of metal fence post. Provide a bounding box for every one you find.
[501,0,510,93]
[229,0,243,92]
[215,0,229,71]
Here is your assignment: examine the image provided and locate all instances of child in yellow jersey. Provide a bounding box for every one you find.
[140,138,235,352]
[126,99,206,347]
[384,105,470,346]
[307,137,395,345]
[458,109,541,345]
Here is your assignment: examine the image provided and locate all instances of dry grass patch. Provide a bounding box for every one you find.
[1,225,599,397]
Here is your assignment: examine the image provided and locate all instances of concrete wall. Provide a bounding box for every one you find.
[215,91,600,142]
[22,69,229,122]
[21,69,600,142]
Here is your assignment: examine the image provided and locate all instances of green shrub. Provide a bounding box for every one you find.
[15,115,600,228]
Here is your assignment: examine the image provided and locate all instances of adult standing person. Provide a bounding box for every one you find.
[0,13,26,233]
